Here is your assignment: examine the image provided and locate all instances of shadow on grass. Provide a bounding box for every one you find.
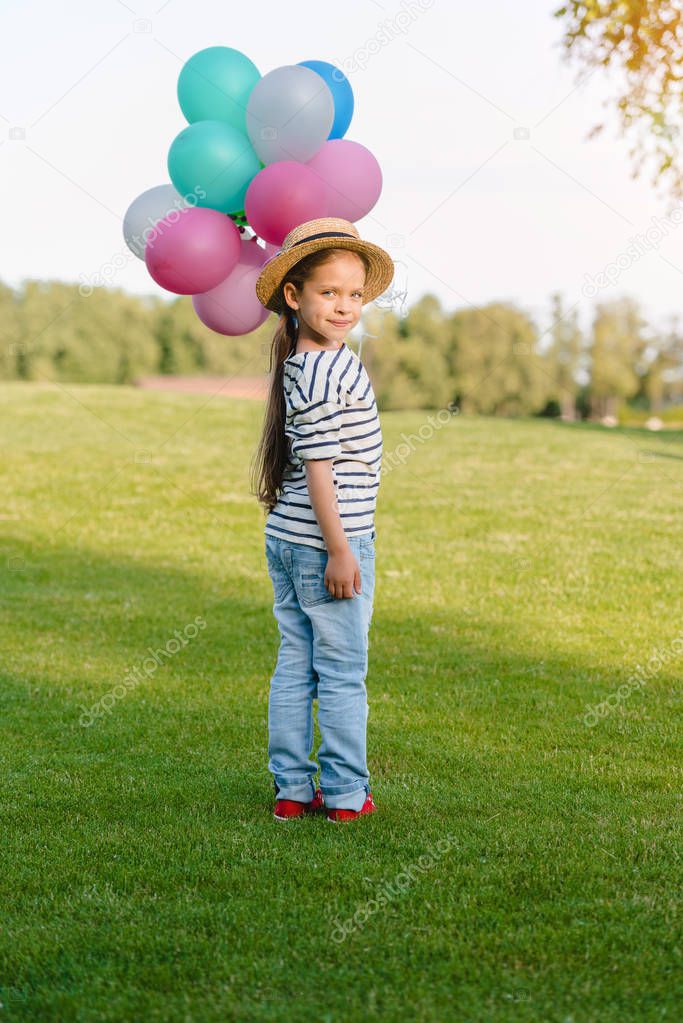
[1,532,678,823]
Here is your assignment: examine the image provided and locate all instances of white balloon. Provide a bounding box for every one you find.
[123,184,190,259]
[246,64,334,164]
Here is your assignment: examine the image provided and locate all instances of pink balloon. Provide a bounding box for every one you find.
[192,236,272,335]
[245,161,328,246]
[145,207,241,294]
[306,139,382,222]
[236,235,272,269]
[244,235,278,265]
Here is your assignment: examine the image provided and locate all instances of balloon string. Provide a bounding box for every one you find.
[357,332,378,361]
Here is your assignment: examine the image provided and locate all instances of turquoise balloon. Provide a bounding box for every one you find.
[178,46,260,133]
[168,120,261,215]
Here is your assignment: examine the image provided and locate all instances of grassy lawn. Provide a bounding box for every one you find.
[1,381,681,1022]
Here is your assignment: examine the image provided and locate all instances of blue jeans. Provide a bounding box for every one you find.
[264,529,376,812]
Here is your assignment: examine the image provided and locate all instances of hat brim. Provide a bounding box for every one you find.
[255,237,395,314]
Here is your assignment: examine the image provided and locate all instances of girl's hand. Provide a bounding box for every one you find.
[324,548,362,599]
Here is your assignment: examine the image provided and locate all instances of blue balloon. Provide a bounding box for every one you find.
[297,60,354,140]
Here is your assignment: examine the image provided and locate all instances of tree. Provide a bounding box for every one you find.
[448,303,549,416]
[2,276,681,419]
[0,282,19,380]
[360,306,417,410]
[360,296,454,410]
[13,282,159,384]
[156,307,178,375]
[545,292,584,419]
[555,1,683,197]
[588,296,648,418]
[402,295,454,409]
[642,314,683,409]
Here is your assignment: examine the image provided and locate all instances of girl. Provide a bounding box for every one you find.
[251,217,395,824]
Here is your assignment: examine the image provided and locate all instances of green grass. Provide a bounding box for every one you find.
[1,381,681,1022]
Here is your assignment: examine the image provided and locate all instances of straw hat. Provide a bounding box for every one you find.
[255,217,395,314]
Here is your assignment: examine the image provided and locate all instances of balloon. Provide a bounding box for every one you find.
[244,237,278,265]
[168,120,261,214]
[233,235,272,269]
[177,46,260,132]
[307,139,382,222]
[123,184,190,259]
[297,60,354,139]
[244,161,328,246]
[144,206,241,295]
[193,237,271,335]
[246,65,334,164]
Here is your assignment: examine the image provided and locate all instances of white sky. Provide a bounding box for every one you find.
[3,0,683,340]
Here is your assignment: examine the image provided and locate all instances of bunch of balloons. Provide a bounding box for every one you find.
[123,46,383,336]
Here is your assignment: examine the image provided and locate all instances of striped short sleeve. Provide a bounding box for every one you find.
[265,341,381,549]
[286,358,347,461]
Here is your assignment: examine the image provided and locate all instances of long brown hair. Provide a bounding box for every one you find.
[250,246,370,514]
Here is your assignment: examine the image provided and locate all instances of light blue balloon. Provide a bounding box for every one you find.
[298,60,354,139]
[168,120,261,215]
[246,65,334,164]
[178,46,261,132]
[123,184,188,259]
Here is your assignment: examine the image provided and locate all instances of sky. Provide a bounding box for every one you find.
[3,0,683,342]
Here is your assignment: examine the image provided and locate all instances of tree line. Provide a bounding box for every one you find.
[2,279,682,422]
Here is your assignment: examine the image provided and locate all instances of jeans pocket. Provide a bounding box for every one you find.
[297,556,334,607]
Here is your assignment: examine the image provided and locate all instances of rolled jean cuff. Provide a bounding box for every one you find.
[274,778,317,803]
[323,782,368,812]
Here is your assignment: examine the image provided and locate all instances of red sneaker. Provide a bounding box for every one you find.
[273,787,325,821]
[326,792,377,823]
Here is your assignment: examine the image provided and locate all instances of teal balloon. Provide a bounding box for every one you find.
[178,46,260,133]
[168,120,261,215]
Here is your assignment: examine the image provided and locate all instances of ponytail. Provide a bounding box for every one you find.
[250,308,299,513]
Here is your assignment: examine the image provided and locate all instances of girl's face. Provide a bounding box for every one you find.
[283,251,366,343]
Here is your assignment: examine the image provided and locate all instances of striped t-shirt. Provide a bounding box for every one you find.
[264,341,382,550]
